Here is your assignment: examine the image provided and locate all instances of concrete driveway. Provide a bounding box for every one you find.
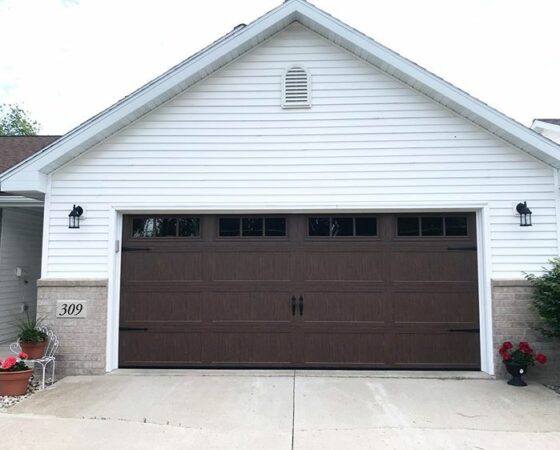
[1,370,560,449]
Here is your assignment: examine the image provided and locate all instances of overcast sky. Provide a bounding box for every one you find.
[1,0,559,135]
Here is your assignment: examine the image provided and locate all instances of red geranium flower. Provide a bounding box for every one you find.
[18,351,28,360]
[502,341,513,350]
[518,342,533,354]
[535,354,547,364]
[1,356,16,370]
[501,352,511,361]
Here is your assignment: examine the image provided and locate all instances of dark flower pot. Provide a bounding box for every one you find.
[504,361,528,387]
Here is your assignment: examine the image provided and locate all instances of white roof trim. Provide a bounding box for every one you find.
[0,196,43,207]
[532,120,560,134]
[3,0,560,193]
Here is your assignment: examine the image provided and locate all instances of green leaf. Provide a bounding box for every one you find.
[0,103,40,136]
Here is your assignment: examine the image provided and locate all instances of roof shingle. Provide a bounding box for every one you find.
[0,136,61,174]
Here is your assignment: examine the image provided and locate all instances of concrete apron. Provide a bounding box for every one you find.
[109,368,494,379]
[2,370,560,450]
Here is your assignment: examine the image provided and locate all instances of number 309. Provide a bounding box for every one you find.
[60,303,83,316]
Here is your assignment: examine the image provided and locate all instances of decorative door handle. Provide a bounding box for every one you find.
[298,296,304,316]
[291,296,296,316]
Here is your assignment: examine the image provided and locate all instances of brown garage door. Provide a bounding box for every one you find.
[119,214,480,369]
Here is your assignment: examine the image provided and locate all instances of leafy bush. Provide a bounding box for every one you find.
[526,258,560,339]
[16,314,47,343]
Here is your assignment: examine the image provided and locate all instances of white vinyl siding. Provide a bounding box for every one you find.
[45,23,558,280]
[0,208,43,343]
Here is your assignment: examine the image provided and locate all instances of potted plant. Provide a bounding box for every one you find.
[16,314,48,359]
[499,341,547,386]
[0,352,32,396]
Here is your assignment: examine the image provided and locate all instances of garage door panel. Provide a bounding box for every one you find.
[123,251,203,282]
[304,251,384,281]
[204,332,293,364]
[119,213,480,369]
[302,291,387,324]
[392,292,479,324]
[302,333,387,365]
[121,291,203,322]
[206,291,293,322]
[391,251,477,282]
[393,333,480,367]
[392,282,476,292]
[212,251,291,281]
[119,332,203,366]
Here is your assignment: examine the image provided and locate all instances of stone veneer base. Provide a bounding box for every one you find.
[492,280,559,383]
[37,279,108,377]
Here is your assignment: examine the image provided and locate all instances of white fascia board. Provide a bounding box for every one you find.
[1,170,47,194]
[532,120,560,134]
[0,196,43,207]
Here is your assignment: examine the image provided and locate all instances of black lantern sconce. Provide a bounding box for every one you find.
[516,202,532,227]
[68,205,84,229]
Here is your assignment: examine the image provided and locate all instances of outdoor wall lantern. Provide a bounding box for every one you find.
[68,205,84,229]
[516,202,532,227]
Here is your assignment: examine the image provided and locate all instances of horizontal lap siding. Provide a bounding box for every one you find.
[0,208,43,342]
[46,23,558,279]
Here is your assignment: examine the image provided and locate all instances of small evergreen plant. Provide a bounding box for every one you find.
[526,258,560,339]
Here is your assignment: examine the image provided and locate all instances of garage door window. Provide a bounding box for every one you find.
[308,217,377,237]
[219,217,287,237]
[397,216,467,237]
[132,217,200,238]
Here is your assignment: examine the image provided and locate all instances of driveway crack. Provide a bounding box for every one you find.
[81,415,203,431]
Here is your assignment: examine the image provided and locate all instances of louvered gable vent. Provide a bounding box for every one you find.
[282,66,311,108]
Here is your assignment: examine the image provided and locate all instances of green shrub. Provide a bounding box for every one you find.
[526,258,560,339]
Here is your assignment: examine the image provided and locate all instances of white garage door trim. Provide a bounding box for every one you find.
[105,203,493,375]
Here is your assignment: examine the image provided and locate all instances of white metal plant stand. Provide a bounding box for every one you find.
[10,326,59,390]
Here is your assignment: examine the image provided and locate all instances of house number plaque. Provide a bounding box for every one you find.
[56,300,87,318]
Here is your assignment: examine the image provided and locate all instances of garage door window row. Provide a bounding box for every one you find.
[219,217,287,237]
[132,217,200,238]
[308,217,377,237]
[397,216,468,237]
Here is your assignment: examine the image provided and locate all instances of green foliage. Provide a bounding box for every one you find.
[526,258,560,339]
[16,313,47,343]
[0,103,40,136]
[509,348,536,367]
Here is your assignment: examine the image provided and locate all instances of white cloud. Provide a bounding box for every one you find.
[1,0,559,134]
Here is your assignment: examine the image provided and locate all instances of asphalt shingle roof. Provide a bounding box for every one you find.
[0,135,60,174]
